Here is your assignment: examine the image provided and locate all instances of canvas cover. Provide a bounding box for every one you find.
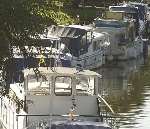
[94,19,128,28]
[47,26,89,57]
[109,6,138,14]
[47,25,87,39]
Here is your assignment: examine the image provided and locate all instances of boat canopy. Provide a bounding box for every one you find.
[94,18,128,28]
[109,6,139,14]
[47,25,91,57]
[47,25,88,39]
[23,67,101,77]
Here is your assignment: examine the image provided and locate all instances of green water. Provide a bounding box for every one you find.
[96,56,150,129]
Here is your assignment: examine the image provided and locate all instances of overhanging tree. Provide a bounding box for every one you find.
[0,0,74,62]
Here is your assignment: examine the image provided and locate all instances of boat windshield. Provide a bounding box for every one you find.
[27,74,50,94]
[54,76,72,96]
[25,73,96,96]
[76,76,95,96]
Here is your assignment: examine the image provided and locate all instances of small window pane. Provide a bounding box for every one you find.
[76,76,95,96]
[27,74,50,95]
[55,76,72,96]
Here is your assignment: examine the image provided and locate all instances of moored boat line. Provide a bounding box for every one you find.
[43,1,149,69]
[0,67,119,129]
[0,1,150,129]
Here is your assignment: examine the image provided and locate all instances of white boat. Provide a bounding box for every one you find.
[47,25,110,69]
[109,3,144,36]
[93,10,144,60]
[0,67,118,129]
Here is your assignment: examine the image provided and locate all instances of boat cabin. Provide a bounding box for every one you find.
[47,25,109,57]
[47,25,110,69]
[109,5,140,36]
[12,67,105,128]
[0,67,117,129]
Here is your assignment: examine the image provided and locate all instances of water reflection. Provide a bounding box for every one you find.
[96,56,150,129]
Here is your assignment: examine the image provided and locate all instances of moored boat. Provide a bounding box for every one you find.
[47,25,110,69]
[0,66,118,129]
[93,8,144,60]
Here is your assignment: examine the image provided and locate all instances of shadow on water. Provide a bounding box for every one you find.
[95,56,150,129]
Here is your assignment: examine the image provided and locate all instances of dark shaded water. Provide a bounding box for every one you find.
[96,56,150,129]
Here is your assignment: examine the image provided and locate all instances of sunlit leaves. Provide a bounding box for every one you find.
[0,0,74,61]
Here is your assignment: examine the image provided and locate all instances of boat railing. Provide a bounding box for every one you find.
[72,48,105,61]
[97,94,120,129]
[16,95,121,129]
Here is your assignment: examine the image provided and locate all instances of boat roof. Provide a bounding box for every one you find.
[109,5,138,13]
[129,2,148,6]
[94,18,128,28]
[23,67,101,77]
[47,25,88,39]
[39,34,60,40]
[68,25,92,31]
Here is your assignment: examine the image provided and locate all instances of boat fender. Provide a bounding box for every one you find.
[69,107,75,121]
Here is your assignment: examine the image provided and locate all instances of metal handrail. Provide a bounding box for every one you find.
[98,94,115,114]
[72,50,105,61]
[97,94,119,129]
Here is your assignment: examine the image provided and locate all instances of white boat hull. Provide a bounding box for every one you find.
[71,50,105,70]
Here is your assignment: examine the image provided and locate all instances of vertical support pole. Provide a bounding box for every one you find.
[16,116,18,129]
[26,115,28,127]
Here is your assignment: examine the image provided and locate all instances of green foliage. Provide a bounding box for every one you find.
[0,0,74,60]
[0,0,73,43]
[37,9,74,25]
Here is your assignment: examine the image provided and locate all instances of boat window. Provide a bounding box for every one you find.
[93,40,102,51]
[55,76,72,96]
[128,26,135,41]
[79,36,88,55]
[76,76,95,96]
[119,33,126,43]
[28,75,42,82]
[27,74,50,94]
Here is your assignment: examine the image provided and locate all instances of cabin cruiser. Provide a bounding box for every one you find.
[109,4,140,34]
[128,2,149,38]
[47,25,110,69]
[110,2,148,36]
[0,67,118,129]
[93,9,143,60]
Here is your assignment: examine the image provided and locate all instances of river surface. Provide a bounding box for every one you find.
[96,55,150,129]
